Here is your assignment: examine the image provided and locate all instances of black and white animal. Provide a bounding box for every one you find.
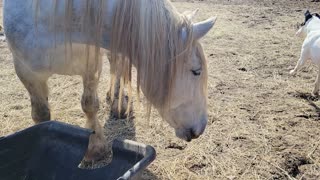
[290,10,320,95]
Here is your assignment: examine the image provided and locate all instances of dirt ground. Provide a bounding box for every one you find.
[1,0,320,179]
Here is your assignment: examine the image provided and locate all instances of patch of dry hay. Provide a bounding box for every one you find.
[1,0,320,179]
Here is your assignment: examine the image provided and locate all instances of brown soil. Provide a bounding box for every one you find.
[1,0,320,179]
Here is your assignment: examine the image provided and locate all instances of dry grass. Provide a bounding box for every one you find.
[1,0,320,179]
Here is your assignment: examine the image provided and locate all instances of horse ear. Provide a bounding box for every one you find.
[183,9,199,21]
[192,17,217,40]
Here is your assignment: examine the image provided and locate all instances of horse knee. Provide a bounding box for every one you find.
[81,94,99,115]
[31,100,50,123]
[23,78,50,123]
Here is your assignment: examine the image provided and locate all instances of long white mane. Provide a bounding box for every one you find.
[31,0,206,114]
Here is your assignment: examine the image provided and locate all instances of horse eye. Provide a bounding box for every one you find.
[191,69,201,76]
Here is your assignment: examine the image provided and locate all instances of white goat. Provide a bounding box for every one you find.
[291,10,320,95]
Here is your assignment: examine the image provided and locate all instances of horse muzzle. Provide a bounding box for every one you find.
[175,119,207,142]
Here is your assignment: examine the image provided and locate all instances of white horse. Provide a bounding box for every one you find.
[291,10,320,95]
[4,0,216,160]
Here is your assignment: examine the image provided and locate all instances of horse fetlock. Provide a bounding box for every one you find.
[82,105,99,115]
[110,96,131,119]
[81,96,99,114]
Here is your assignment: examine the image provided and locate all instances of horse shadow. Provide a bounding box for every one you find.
[103,106,159,180]
[293,91,320,120]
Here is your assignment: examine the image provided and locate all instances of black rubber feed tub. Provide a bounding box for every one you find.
[0,121,156,180]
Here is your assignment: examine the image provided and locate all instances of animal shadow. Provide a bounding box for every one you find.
[292,91,320,120]
[103,104,159,180]
[292,91,319,102]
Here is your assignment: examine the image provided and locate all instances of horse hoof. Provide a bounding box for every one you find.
[84,134,107,162]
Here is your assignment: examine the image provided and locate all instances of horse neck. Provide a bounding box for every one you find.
[107,0,182,108]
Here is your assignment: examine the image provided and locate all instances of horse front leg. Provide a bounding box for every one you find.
[82,70,106,161]
[14,59,50,123]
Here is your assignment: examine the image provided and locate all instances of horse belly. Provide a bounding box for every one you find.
[4,0,107,76]
[45,44,102,76]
